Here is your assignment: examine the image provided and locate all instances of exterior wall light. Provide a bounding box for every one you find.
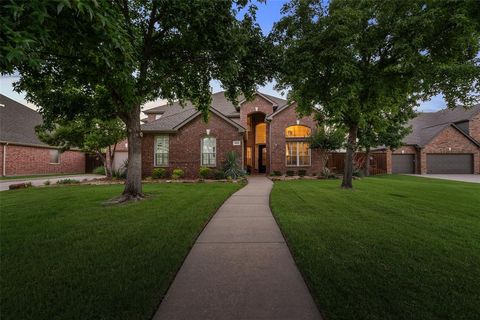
[401,150,405,154]
[206,129,211,135]
[448,147,452,151]
[255,107,259,112]
[296,119,300,125]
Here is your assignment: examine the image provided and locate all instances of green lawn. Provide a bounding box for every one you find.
[270,175,480,320]
[0,182,242,320]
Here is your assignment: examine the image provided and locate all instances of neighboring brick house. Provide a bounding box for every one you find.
[0,94,85,177]
[388,104,480,174]
[141,91,324,178]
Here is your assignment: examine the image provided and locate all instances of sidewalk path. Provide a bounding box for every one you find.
[0,174,104,191]
[153,176,322,320]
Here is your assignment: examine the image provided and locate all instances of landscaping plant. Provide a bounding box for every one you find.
[223,151,244,180]
[171,169,185,180]
[151,168,167,179]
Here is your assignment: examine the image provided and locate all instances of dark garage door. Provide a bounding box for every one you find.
[426,154,473,174]
[392,154,415,173]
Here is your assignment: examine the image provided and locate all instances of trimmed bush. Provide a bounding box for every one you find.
[199,167,211,179]
[273,171,282,176]
[213,169,225,180]
[286,170,295,176]
[93,166,105,175]
[56,179,80,185]
[298,169,307,177]
[44,180,51,186]
[171,168,185,180]
[152,168,166,179]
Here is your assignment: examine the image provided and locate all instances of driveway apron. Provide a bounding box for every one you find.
[153,176,322,320]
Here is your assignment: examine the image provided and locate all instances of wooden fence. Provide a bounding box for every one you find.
[327,152,387,175]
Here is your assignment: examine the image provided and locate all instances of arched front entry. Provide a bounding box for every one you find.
[245,112,268,174]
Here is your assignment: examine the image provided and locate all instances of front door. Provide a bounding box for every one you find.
[258,145,267,173]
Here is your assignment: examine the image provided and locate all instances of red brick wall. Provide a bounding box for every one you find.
[240,95,275,129]
[421,126,479,174]
[268,103,323,175]
[1,144,85,176]
[142,112,243,179]
[470,112,480,143]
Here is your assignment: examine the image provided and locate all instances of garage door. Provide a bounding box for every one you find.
[426,154,473,174]
[392,154,415,173]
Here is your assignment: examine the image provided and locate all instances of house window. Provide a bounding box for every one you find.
[246,147,252,166]
[286,142,311,166]
[49,149,60,164]
[154,135,169,166]
[255,123,266,144]
[201,137,216,166]
[285,125,311,138]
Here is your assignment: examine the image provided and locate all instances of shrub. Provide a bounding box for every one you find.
[273,171,282,176]
[199,167,211,179]
[171,168,185,180]
[223,151,244,180]
[113,169,127,179]
[213,169,225,180]
[56,179,80,185]
[286,170,295,176]
[353,167,364,178]
[93,166,105,175]
[321,167,331,178]
[311,172,317,177]
[298,169,307,177]
[44,180,51,186]
[152,168,166,179]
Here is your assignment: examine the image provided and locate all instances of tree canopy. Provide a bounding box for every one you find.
[273,0,480,188]
[4,0,274,201]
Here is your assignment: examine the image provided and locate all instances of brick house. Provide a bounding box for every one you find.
[387,104,480,174]
[140,91,480,178]
[141,91,324,178]
[0,94,85,177]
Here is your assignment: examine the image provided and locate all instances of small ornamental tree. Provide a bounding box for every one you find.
[358,105,414,176]
[4,0,273,202]
[36,118,126,177]
[273,0,480,188]
[309,124,345,174]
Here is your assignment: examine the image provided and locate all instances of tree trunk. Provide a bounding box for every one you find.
[341,124,358,189]
[363,147,371,177]
[122,105,143,200]
[95,150,111,178]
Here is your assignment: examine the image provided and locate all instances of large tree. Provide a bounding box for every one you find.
[3,0,273,201]
[273,0,480,188]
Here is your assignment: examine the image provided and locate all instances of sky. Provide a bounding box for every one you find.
[0,0,446,113]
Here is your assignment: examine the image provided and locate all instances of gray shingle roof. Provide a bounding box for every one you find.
[141,91,286,133]
[404,104,480,147]
[0,94,48,147]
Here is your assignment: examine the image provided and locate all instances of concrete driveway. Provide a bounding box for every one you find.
[409,174,480,184]
[0,174,105,191]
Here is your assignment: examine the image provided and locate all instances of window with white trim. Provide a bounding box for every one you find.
[286,142,311,166]
[154,135,169,166]
[49,149,60,164]
[201,137,216,166]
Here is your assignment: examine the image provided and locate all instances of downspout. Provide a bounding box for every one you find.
[2,143,7,177]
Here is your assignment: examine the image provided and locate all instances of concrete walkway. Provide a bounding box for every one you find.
[407,174,480,184]
[153,176,322,320]
[0,174,104,191]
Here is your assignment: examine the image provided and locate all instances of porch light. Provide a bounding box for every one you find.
[206,129,211,135]
[296,119,300,125]
[255,107,259,112]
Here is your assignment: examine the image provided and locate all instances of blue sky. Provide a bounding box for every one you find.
[0,0,445,112]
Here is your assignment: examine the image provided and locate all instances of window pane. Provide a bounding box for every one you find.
[285,125,311,138]
[155,135,169,166]
[202,137,216,166]
[49,150,59,163]
[255,123,266,144]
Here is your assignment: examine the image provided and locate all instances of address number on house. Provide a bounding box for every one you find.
[233,140,241,146]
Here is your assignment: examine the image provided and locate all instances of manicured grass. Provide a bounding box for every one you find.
[0,182,242,320]
[270,175,480,320]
